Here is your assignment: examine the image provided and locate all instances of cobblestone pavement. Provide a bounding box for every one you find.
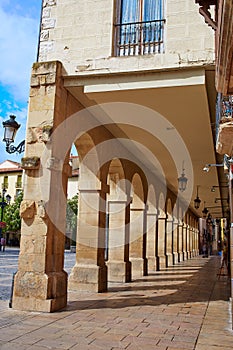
[0,248,76,301]
[0,253,232,349]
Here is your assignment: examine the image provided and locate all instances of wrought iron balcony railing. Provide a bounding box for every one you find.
[114,19,165,56]
[216,93,233,140]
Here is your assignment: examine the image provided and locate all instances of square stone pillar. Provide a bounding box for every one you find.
[172,218,179,264]
[156,211,167,270]
[194,227,199,256]
[68,181,108,292]
[106,197,131,282]
[166,215,173,267]
[130,206,147,279]
[178,221,184,262]
[146,209,157,272]
[183,223,188,260]
[186,224,191,259]
[190,226,194,257]
[12,61,69,312]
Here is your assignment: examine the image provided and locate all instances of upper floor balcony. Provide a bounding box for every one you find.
[114,19,165,57]
[216,93,233,155]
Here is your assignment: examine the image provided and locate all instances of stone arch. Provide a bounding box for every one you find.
[68,131,109,294]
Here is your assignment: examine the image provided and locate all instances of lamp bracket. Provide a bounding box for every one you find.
[6,140,25,154]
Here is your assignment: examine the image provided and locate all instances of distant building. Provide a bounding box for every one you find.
[0,160,23,199]
[0,158,79,200]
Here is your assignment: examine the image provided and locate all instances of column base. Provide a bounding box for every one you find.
[178,252,184,262]
[68,264,107,292]
[147,256,157,272]
[12,295,67,312]
[130,258,146,279]
[173,252,179,264]
[166,253,173,267]
[157,255,166,270]
[194,249,199,256]
[190,250,194,258]
[183,252,188,260]
[106,261,131,283]
[12,271,67,312]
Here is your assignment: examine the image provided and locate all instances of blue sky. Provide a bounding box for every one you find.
[0,0,41,163]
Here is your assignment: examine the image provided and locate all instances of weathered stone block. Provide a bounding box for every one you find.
[42,18,56,30]
[21,157,40,170]
[43,0,56,7]
[107,261,131,283]
[37,200,48,219]
[68,264,107,292]
[40,30,49,41]
[20,200,36,219]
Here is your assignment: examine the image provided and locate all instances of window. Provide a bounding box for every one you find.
[15,175,22,188]
[3,176,8,189]
[115,0,165,56]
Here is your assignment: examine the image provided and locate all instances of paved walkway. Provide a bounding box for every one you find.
[0,255,232,349]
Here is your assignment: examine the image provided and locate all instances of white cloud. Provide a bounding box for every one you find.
[0,4,40,101]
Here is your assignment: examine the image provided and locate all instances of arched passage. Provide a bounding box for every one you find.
[68,132,109,293]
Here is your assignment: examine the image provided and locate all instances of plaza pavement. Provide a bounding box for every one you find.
[0,250,232,349]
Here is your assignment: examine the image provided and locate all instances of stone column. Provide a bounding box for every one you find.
[183,222,188,260]
[106,196,131,282]
[156,210,167,270]
[177,220,184,262]
[190,225,194,258]
[186,224,191,259]
[194,224,199,256]
[12,61,69,312]
[146,208,157,272]
[68,181,108,292]
[130,205,147,279]
[166,214,173,267]
[172,218,179,264]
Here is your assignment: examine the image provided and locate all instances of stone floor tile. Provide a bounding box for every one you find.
[0,255,233,350]
[0,342,31,350]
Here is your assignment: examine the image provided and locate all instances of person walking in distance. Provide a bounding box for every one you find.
[0,237,6,252]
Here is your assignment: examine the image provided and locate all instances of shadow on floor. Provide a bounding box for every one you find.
[66,256,230,312]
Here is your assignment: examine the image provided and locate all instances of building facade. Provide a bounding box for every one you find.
[0,160,23,199]
[195,0,233,321]
[11,0,224,312]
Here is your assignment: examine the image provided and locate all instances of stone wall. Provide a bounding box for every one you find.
[38,0,215,76]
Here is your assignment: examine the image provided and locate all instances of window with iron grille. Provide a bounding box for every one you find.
[114,0,165,56]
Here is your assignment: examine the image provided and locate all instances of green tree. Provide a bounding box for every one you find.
[66,193,78,245]
[3,191,23,232]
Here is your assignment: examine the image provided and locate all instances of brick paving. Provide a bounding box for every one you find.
[0,253,232,349]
